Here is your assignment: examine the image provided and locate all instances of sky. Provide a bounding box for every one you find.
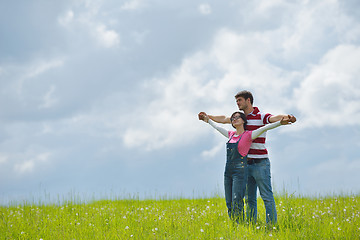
[1,0,360,204]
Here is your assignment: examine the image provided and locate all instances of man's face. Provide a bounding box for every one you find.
[236,97,247,110]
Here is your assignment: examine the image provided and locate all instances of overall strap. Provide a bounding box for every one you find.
[236,132,245,143]
[227,132,235,143]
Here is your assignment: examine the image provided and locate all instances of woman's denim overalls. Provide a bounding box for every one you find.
[224,133,248,222]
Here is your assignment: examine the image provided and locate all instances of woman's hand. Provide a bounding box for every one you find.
[198,112,209,123]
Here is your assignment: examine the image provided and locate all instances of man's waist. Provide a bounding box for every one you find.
[247,158,267,165]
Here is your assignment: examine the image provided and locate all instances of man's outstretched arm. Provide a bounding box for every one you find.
[198,112,231,124]
[269,114,296,123]
[208,114,231,124]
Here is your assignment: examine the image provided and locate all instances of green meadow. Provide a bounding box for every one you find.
[1,194,359,239]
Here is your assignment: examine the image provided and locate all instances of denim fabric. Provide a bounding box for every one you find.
[224,160,248,222]
[224,134,248,222]
[246,158,277,224]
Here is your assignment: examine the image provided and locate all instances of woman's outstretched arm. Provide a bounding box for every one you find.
[199,112,228,138]
[251,115,295,140]
[208,119,229,138]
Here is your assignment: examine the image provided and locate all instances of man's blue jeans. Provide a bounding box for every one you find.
[224,160,248,222]
[246,158,277,224]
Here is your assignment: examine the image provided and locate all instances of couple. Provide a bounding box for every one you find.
[198,90,296,224]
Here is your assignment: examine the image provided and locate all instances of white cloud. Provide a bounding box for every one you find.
[310,158,360,176]
[14,152,51,174]
[306,157,360,194]
[122,28,295,150]
[58,4,120,48]
[198,3,212,15]
[246,0,360,64]
[2,0,360,200]
[0,155,8,164]
[95,24,120,48]
[255,0,288,13]
[40,123,53,135]
[121,0,360,151]
[58,10,74,26]
[121,0,144,10]
[293,45,360,128]
[25,59,64,79]
[131,30,150,45]
[123,52,222,150]
[14,160,35,174]
[201,143,222,159]
[5,58,64,97]
[38,85,58,109]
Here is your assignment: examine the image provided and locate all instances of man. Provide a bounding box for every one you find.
[207,90,296,224]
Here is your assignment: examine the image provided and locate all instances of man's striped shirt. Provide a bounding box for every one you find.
[246,107,273,159]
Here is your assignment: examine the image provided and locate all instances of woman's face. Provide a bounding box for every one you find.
[231,113,244,126]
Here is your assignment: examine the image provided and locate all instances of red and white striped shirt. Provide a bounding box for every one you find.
[246,107,272,159]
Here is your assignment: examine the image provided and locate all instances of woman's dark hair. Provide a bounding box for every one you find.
[230,111,247,129]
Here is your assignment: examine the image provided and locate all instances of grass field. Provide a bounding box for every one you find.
[1,193,359,239]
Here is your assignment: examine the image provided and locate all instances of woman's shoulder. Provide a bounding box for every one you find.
[243,130,253,139]
[228,130,236,138]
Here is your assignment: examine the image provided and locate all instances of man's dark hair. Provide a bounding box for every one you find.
[234,90,254,105]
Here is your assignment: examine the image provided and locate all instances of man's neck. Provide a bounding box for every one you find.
[243,106,254,116]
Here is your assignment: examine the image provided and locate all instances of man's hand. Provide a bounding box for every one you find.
[289,115,296,123]
[280,115,296,125]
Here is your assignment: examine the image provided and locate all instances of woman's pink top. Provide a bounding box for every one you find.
[207,118,282,157]
[227,131,253,157]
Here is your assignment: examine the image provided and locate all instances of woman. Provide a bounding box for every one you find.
[198,111,294,222]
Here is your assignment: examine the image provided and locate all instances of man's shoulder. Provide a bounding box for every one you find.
[248,107,263,118]
[247,106,273,125]
[251,106,272,116]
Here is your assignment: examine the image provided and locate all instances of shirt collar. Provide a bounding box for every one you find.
[248,106,260,116]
